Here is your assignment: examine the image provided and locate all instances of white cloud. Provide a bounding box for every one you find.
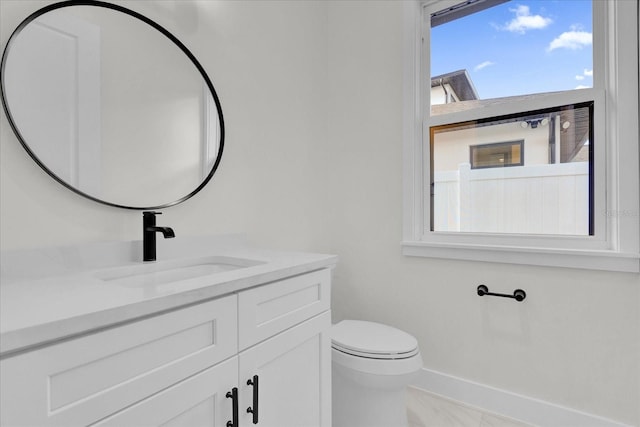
[474,61,495,71]
[547,31,592,51]
[574,68,593,83]
[575,85,590,90]
[502,5,552,34]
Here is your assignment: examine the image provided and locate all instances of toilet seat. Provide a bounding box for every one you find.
[332,343,419,359]
[331,320,419,360]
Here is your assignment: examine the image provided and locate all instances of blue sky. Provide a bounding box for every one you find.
[431,0,593,100]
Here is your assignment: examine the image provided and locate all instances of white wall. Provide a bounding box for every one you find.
[1,1,639,425]
[326,1,639,426]
[0,0,329,253]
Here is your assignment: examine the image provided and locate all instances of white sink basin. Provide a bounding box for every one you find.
[94,256,264,287]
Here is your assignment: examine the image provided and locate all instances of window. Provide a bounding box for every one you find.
[402,0,639,271]
[469,141,524,170]
[430,102,593,235]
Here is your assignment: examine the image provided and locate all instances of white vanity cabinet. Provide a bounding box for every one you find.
[238,269,332,427]
[0,268,332,427]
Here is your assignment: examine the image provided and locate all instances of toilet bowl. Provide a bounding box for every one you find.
[331,320,422,427]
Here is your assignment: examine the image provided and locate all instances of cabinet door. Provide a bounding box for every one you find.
[94,357,238,427]
[238,311,331,427]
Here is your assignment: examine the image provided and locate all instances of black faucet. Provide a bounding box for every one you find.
[143,211,175,262]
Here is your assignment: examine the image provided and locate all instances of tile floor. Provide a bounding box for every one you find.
[407,386,535,427]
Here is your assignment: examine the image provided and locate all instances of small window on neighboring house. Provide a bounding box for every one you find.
[469,141,523,169]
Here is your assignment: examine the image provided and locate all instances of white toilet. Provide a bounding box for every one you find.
[331,320,422,427]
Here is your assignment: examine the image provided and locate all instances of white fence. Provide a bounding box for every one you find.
[433,162,589,235]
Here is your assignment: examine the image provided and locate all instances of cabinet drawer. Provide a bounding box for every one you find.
[0,295,237,427]
[239,268,330,350]
[93,357,238,427]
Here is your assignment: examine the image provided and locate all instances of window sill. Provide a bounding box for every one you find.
[401,241,640,273]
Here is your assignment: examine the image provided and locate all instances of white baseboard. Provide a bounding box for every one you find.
[411,368,632,427]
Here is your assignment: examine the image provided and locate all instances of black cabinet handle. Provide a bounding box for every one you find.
[226,387,238,427]
[246,375,259,424]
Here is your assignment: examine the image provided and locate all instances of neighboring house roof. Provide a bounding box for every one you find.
[430,88,591,163]
[431,69,479,102]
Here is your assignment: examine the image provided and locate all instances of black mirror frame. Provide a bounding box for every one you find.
[0,0,225,210]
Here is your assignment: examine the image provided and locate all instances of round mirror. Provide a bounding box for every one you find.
[1,1,224,209]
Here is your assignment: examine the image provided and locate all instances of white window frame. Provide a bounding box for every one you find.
[402,0,640,272]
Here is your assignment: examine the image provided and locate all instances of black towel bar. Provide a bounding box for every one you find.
[477,285,526,302]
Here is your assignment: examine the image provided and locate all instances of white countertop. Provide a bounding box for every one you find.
[0,235,337,357]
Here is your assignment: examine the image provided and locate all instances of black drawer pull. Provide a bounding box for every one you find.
[226,387,238,427]
[246,375,259,424]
